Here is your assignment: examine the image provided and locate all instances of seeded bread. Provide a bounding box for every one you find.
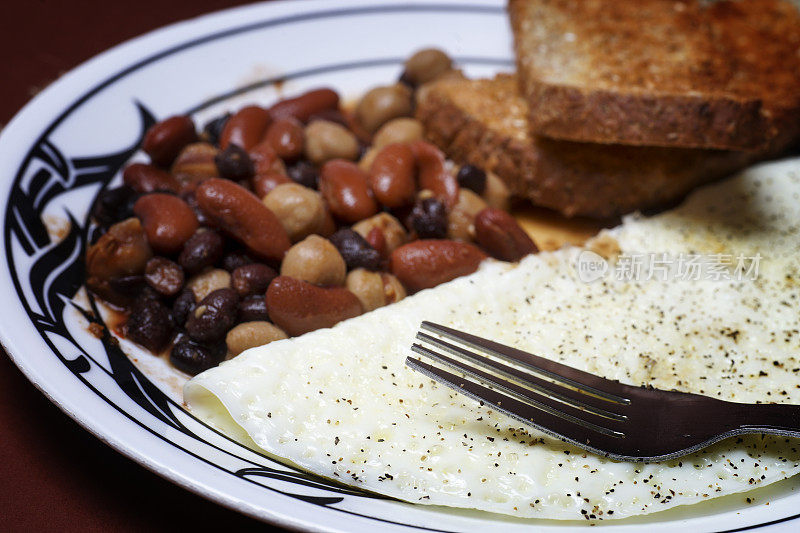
[416,75,756,218]
[508,0,800,151]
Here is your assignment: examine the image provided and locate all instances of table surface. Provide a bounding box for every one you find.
[1,1,285,531]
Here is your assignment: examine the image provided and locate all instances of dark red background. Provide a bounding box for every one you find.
[1,2,288,531]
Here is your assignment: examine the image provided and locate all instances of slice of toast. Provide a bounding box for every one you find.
[508,0,800,151]
[416,74,756,218]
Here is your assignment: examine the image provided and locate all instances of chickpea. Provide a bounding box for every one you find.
[187,268,231,301]
[447,189,488,241]
[372,118,424,149]
[280,235,347,286]
[226,321,288,358]
[402,48,453,86]
[304,120,360,164]
[263,183,327,242]
[355,84,413,134]
[352,213,408,254]
[483,171,512,211]
[346,269,406,312]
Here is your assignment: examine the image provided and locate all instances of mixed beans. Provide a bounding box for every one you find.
[84,48,538,375]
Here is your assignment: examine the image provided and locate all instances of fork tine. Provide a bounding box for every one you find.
[410,343,627,434]
[414,333,627,421]
[420,321,631,404]
[406,357,626,452]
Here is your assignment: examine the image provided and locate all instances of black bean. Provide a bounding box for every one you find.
[238,295,270,322]
[179,229,224,274]
[126,298,173,352]
[185,288,239,343]
[222,251,253,272]
[231,263,277,297]
[287,160,319,189]
[329,229,382,270]
[214,144,254,181]
[410,197,448,239]
[108,275,147,297]
[144,257,184,296]
[172,288,196,328]
[456,164,487,195]
[170,337,225,375]
[201,112,231,147]
[92,186,139,228]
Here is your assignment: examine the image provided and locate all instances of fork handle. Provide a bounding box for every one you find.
[731,403,800,436]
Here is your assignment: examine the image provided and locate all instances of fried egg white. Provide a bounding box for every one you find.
[185,158,800,520]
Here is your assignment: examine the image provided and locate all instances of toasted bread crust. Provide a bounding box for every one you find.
[416,75,755,218]
[509,0,800,151]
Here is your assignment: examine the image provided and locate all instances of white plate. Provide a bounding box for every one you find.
[1,0,798,531]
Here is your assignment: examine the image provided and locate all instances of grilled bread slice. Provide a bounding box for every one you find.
[416,75,755,218]
[508,0,800,152]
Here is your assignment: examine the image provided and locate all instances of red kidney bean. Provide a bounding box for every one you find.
[265,117,304,161]
[267,88,340,123]
[266,276,362,336]
[319,160,379,223]
[133,193,199,255]
[369,143,416,208]
[474,208,538,261]
[219,105,271,151]
[195,178,291,262]
[389,240,487,292]
[123,163,180,193]
[142,115,197,167]
[410,140,459,208]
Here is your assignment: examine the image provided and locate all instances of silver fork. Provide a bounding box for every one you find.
[406,321,800,462]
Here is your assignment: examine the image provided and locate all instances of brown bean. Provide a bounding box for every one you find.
[402,48,453,86]
[410,141,459,209]
[187,268,231,302]
[447,189,488,241]
[474,208,538,261]
[249,139,286,176]
[355,84,413,134]
[231,263,277,297]
[304,120,360,164]
[226,321,288,357]
[365,227,387,258]
[252,171,292,198]
[483,171,511,211]
[85,218,153,304]
[171,142,220,189]
[268,88,340,123]
[142,115,197,167]
[262,183,328,242]
[346,269,406,312]
[195,178,291,262]
[352,212,407,255]
[133,193,199,255]
[123,163,180,193]
[372,118,425,149]
[280,235,346,286]
[389,240,487,292]
[144,257,184,296]
[265,117,304,161]
[266,276,362,336]
[219,105,271,151]
[369,143,416,208]
[319,160,379,223]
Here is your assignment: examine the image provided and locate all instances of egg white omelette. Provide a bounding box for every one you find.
[185,158,800,520]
